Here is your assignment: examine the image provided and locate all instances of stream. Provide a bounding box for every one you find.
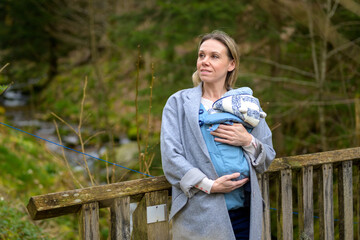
[1,89,100,171]
[0,88,137,176]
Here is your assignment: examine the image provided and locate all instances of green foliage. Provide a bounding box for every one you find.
[0,0,53,60]
[108,0,247,110]
[0,0,53,82]
[0,201,53,240]
[110,0,245,51]
[0,84,9,95]
[0,124,72,240]
[0,128,83,239]
[110,0,245,77]
[0,129,64,198]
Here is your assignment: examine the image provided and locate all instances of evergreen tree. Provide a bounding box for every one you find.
[0,0,57,85]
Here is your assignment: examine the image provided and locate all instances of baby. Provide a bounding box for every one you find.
[202,87,266,182]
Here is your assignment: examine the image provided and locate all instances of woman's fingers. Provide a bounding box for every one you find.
[224,172,240,180]
[210,123,252,146]
[211,173,249,193]
[233,177,249,187]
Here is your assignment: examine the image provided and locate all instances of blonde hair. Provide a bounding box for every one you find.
[192,30,240,90]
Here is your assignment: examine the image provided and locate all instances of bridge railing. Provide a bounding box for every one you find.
[27,147,360,240]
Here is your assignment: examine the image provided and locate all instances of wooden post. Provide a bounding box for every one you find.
[132,190,169,240]
[298,166,314,239]
[281,169,293,240]
[79,202,100,240]
[338,161,353,240]
[276,173,282,240]
[277,169,293,240]
[319,163,334,240]
[260,173,271,240]
[145,190,169,240]
[131,195,147,239]
[298,170,303,236]
[356,163,360,240]
[110,196,131,240]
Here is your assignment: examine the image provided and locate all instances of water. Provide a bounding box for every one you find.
[0,89,100,170]
[0,87,138,182]
[2,90,28,107]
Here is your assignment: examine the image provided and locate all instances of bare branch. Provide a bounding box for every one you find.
[339,0,360,16]
[303,0,320,81]
[53,119,83,188]
[246,57,315,78]
[239,73,318,87]
[0,63,10,73]
[83,131,106,145]
[327,37,360,59]
[51,112,77,134]
[269,98,355,106]
[329,0,340,18]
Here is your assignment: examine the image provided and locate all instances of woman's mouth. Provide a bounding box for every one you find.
[200,69,211,74]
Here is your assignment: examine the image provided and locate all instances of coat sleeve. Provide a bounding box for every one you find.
[246,117,276,173]
[160,96,206,198]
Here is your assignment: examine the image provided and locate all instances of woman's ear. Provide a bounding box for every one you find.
[228,60,235,72]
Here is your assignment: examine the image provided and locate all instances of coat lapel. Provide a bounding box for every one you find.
[183,84,210,158]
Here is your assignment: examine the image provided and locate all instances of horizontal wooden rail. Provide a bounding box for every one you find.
[27,175,171,220]
[267,147,360,172]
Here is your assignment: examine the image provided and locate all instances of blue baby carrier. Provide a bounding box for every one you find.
[199,87,266,210]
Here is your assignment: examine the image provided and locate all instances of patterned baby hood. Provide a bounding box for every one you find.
[210,87,266,128]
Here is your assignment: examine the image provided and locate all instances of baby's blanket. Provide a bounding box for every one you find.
[204,87,266,131]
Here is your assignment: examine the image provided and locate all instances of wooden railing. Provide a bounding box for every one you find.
[27,147,360,240]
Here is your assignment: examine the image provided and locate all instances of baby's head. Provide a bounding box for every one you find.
[212,87,266,127]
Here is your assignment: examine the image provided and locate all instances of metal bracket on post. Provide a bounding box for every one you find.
[146,204,167,224]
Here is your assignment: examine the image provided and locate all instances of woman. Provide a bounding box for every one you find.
[161,30,275,240]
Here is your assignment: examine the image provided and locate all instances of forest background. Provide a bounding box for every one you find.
[0,0,359,239]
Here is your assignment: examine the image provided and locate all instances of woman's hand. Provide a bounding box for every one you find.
[211,173,249,193]
[210,123,252,146]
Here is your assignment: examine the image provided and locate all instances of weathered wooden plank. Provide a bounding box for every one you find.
[131,196,147,240]
[281,169,293,240]
[297,170,304,237]
[27,175,171,220]
[145,190,169,240]
[276,170,294,240]
[298,166,314,240]
[338,161,353,240]
[79,202,100,240]
[260,173,271,240]
[319,164,334,240]
[110,197,130,240]
[355,163,360,240]
[131,190,169,240]
[268,147,360,172]
[276,173,282,240]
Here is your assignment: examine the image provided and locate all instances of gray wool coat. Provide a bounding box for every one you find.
[161,83,276,240]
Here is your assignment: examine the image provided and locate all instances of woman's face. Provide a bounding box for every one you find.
[196,39,235,86]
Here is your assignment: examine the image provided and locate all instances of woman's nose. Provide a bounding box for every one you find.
[201,56,209,65]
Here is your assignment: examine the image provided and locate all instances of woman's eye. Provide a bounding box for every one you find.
[199,53,205,58]
[212,55,219,59]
